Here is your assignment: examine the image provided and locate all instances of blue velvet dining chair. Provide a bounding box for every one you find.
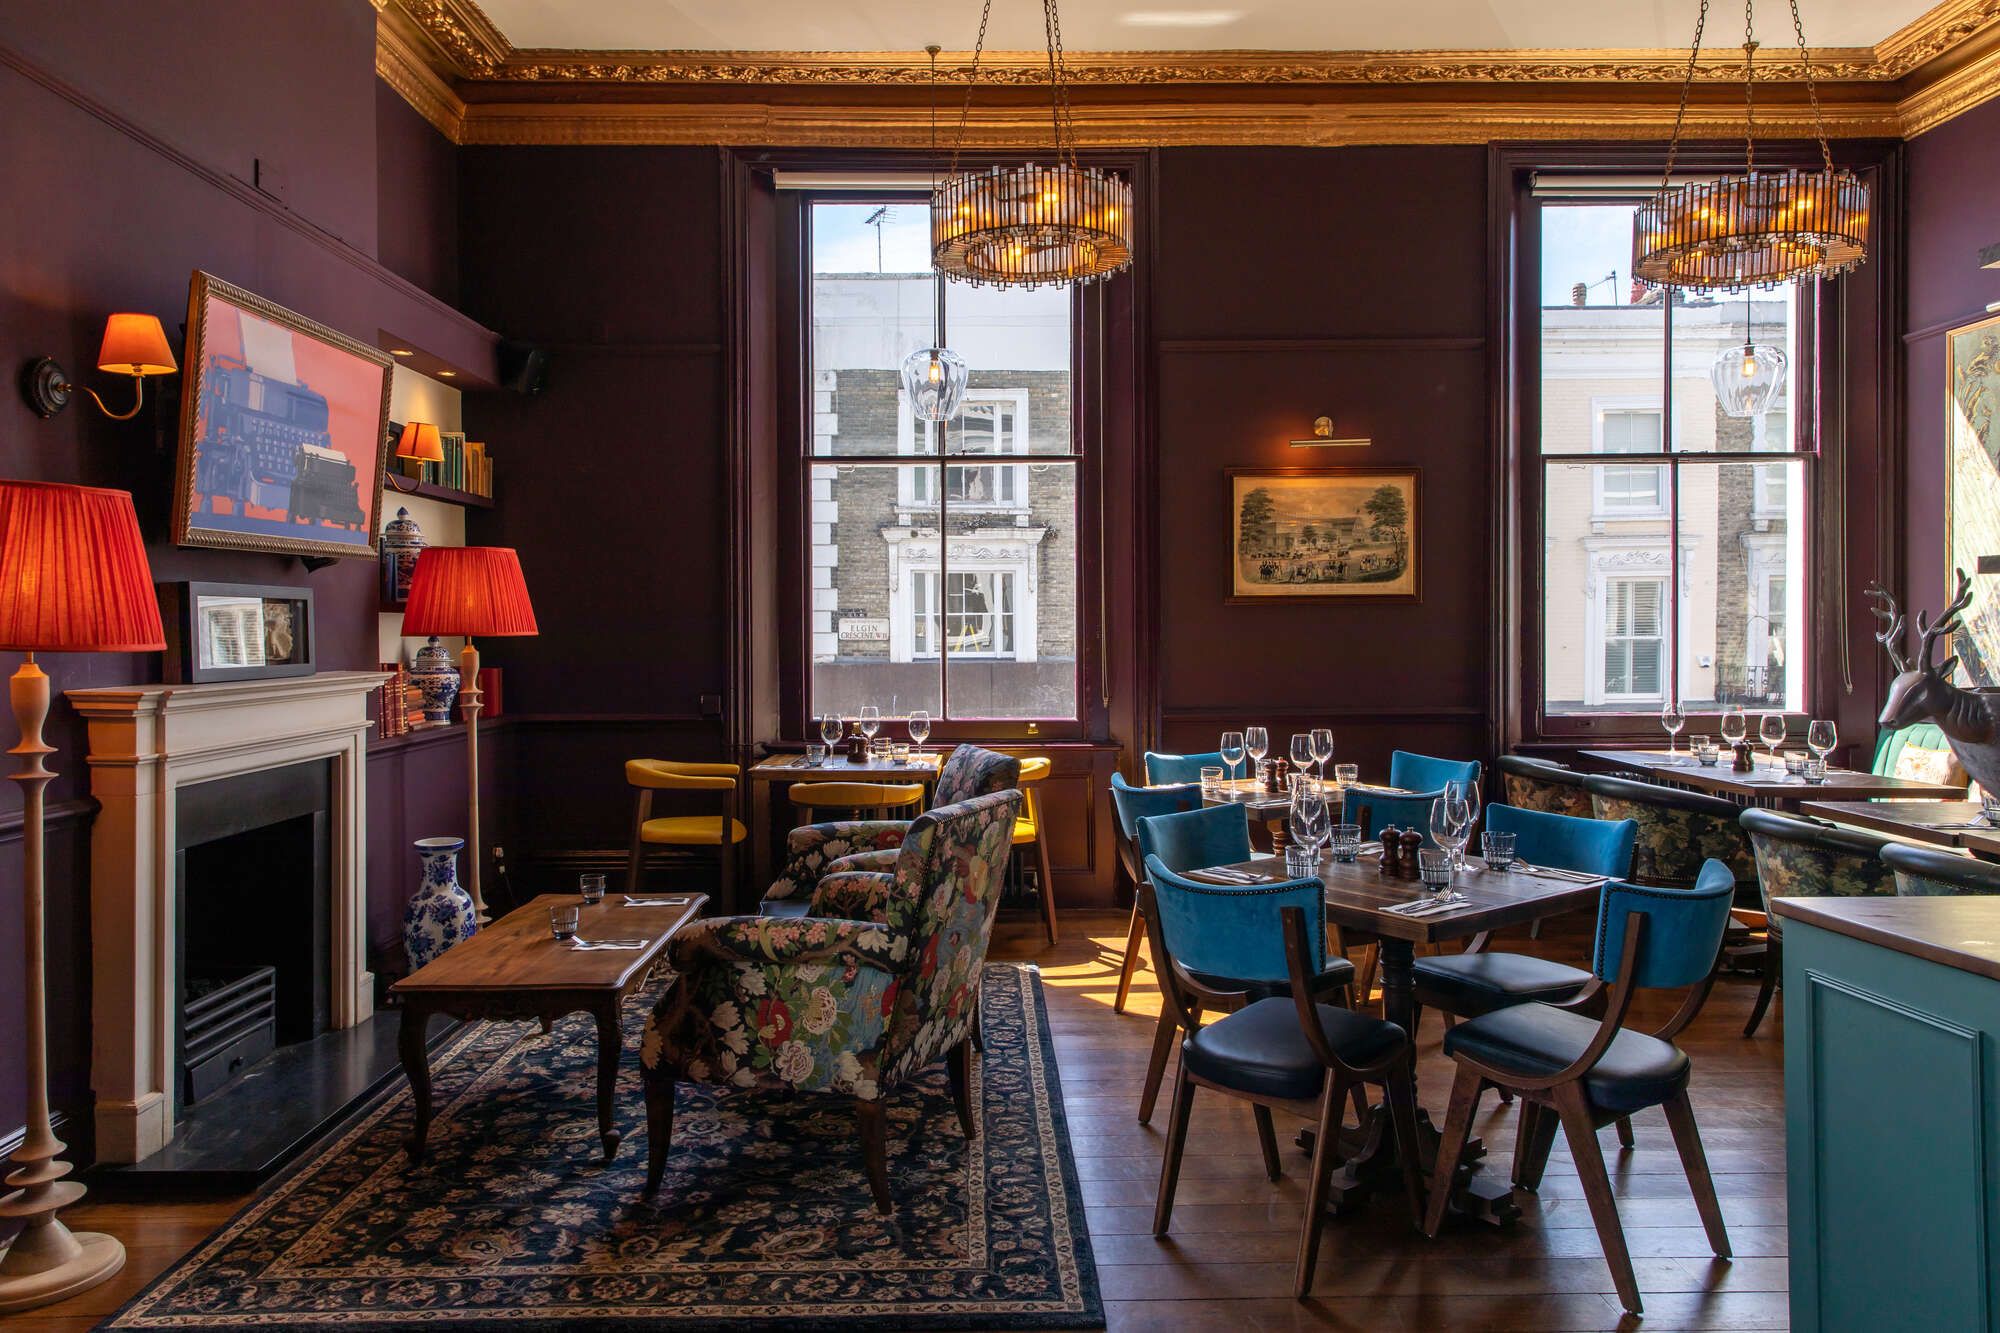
[1131,805,1358,1125]
[1109,773,1201,1014]
[1140,881,1422,1299]
[1340,786,1446,844]
[1143,749,1228,785]
[1411,803,1638,1123]
[1422,860,1738,1317]
[1388,750,1482,795]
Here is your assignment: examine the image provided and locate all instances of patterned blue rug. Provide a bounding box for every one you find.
[103,963,1101,1331]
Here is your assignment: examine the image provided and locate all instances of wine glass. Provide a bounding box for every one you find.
[1430,796,1463,871]
[819,713,844,748]
[1806,719,1837,765]
[1660,701,1686,761]
[1445,778,1480,870]
[1759,713,1787,770]
[1311,727,1334,779]
[1720,705,1747,751]
[1289,779,1329,871]
[1219,731,1246,784]
[908,709,931,749]
[1290,733,1315,777]
[858,704,881,741]
[1245,726,1270,780]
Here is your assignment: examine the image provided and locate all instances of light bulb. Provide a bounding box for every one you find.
[927,357,942,384]
[1741,348,1758,378]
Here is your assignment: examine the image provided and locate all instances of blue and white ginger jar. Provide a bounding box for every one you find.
[409,635,460,724]
[403,836,477,971]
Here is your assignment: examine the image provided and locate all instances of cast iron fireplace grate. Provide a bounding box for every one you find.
[181,965,278,1106]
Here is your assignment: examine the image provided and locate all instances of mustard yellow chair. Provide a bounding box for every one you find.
[625,760,748,901]
[790,782,926,824]
[1014,757,1058,944]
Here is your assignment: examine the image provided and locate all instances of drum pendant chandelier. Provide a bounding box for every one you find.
[1633,0,1869,292]
[930,0,1134,289]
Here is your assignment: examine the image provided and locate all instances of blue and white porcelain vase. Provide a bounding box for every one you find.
[409,635,459,725]
[380,506,425,604]
[403,836,477,971]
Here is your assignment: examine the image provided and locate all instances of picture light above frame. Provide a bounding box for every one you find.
[1290,416,1372,448]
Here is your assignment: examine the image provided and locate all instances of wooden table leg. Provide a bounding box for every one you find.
[751,777,774,898]
[400,1004,434,1163]
[595,997,623,1162]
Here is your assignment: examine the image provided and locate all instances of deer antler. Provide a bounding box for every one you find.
[1867,584,1909,672]
[1915,568,1976,670]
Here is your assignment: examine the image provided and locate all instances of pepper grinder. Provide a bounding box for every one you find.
[1378,825,1402,876]
[1398,829,1425,878]
[846,725,868,762]
[1267,758,1289,794]
[1732,740,1755,773]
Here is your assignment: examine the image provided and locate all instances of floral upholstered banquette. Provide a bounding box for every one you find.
[1583,773,1757,891]
[759,744,1021,913]
[1497,754,1593,820]
[642,788,1022,1211]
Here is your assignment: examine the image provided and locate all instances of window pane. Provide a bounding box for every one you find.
[809,462,944,722]
[942,469,1078,720]
[945,285,1072,456]
[1672,282,1798,453]
[1540,203,1665,460]
[1542,460,1679,714]
[1679,459,1807,712]
[811,202,935,459]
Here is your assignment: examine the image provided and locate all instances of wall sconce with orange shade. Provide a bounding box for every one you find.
[23,314,180,420]
[386,420,445,493]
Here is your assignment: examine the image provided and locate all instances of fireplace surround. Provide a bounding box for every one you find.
[66,672,385,1163]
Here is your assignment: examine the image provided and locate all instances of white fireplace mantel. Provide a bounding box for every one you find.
[65,671,387,1163]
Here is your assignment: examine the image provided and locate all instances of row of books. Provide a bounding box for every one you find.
[374,662,431,739]
[393,431,493,498]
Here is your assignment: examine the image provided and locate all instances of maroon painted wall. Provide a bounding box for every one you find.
[1904,101,2000,608]
[0,3,477,1156]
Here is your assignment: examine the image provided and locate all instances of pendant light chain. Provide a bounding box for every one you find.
[1741,0,1756,176]
[946,0,996,180]
[1657,0,1709,195]
[1789,0,1836,174]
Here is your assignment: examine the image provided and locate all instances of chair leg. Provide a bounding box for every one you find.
[1033,831,1058,946]
[1354,944,1380,1014]
[1152,1062,1198,1237]
[855,1098,893,1215]
[1662,1088,1732,1259]
[946,1037,978,1139]
[1553,1084,1642,1315]
[1293,1075,1346,1299]
[1422,1064,1485,1237]
[1743,935,1781,1037]
[1615,1115,1636,1149]
[1253,1104,1283,1182]
[1138,1007,1178,1124]
[970,993,985,1053]
[1511,1100,1561,1190]
[719,828,737,916]
[1113,904,1146,1014]
[1349,1082,1369,1128]
[642,1069,676,1198]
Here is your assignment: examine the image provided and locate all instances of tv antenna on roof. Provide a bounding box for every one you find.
[864,206,892,271]
[1570,270,1621,306]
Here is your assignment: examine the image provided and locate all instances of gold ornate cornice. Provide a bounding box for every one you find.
[376,0,2000,146]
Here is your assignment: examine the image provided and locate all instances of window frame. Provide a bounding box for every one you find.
[787,188,1092,739]
[1507,155,1836,743]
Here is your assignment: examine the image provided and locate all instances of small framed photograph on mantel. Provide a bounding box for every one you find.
[1227,467,1421,603]
[162,582,317,683]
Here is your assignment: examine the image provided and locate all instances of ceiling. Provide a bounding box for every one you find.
[473,0,1935,54]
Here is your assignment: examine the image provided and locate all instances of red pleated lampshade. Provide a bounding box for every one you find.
[401,546,539,638]
[0,480,165,653]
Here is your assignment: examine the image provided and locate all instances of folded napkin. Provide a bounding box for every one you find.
[570,939,650,951]
[1510,863,1603,884]
[1187,867,1277,885]
[1383,896,1464,917]
[623,895,692,907]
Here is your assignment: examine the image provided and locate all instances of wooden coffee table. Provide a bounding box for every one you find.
[390,891,706,1163]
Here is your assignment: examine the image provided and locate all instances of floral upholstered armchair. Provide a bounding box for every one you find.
[758,743,1020,917]
[641,788,1022,1213]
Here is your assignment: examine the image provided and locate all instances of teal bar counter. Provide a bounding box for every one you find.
[1776,896,2000,1332]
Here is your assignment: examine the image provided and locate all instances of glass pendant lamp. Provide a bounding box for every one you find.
[1712,291,1788,419]
[902,45,970,424]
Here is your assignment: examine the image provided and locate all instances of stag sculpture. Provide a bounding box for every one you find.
[1867,569,2000,793]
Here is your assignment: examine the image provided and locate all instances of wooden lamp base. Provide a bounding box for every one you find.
[1,658,126,1312]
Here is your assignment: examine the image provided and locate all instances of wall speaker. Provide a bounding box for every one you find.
[497,339,548,397]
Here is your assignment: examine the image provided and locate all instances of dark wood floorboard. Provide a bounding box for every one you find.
[20,907,1786,1331]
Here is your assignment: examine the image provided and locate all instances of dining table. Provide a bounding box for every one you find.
[1202,776,1405,851]
[1798,800,1992,850]
[1578,748,1968,808]
[1205,847,1607,1225]
[745,750,943,890]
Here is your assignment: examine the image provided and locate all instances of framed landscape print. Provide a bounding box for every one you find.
[1228,467,1421,602]
[171,271,393,561]
[1946,312,2000,686]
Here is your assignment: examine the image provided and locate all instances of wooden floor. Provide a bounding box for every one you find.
[25,908,1786,1332]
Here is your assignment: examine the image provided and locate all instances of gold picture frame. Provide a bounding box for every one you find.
[1945,311,2000,685]
[1227,467,1421,603]
[171,271,394,561]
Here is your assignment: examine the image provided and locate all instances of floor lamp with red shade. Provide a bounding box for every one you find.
[0,480,164,1311]
[400,546,538,924]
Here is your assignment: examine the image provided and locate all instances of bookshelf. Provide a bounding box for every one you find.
[389,477,495,510]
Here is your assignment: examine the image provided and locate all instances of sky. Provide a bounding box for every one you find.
[815,201,933,273]
[1541,204,1638,306]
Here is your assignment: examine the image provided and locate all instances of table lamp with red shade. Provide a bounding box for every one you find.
[401,546,537,923]
[0,481,164,1311]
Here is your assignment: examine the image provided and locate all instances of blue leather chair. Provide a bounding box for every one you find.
[1411,804,1638,1025]
[1143,749,1227,785]
[1389,750,1482,795]
[1341,786,1446,844]
[1109,773,1201,1014]
[1141,883,1422,1299]
[1423,860,1737,1317]
[1132,804,1357,1125]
